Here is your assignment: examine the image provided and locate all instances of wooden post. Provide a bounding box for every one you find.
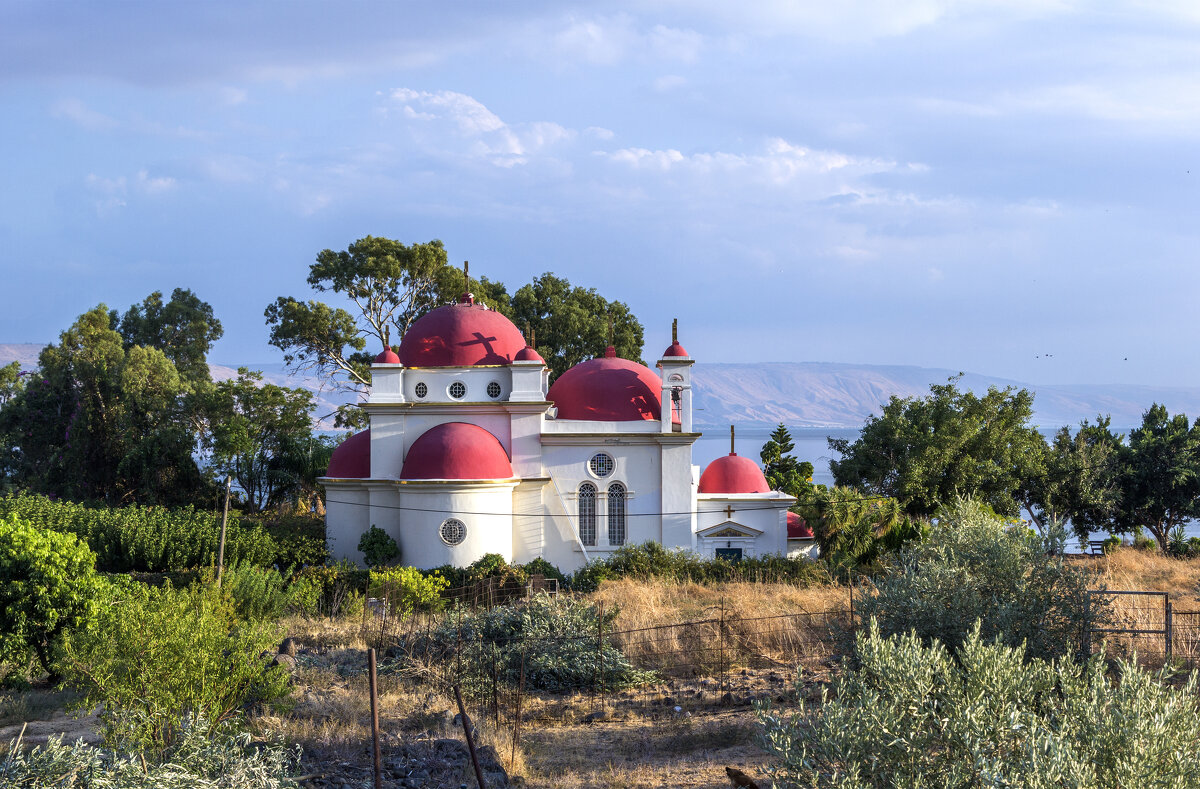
[216,476,231,588]
[368,648,382,789]
[454,684,487,789]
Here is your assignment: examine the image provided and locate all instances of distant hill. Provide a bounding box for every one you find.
[5,344,1199,431]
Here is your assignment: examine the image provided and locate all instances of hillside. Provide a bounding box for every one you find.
[6,344,1200,430]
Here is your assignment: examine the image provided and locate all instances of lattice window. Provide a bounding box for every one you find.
[414,382,428,399]
[589,452,614,478]
[578,483,597,546]
[440,518,466,545]
[607,482,626,546]
[448,381,466,399]
[486,381,502,399]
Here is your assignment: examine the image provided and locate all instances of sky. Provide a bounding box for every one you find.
[2,1,1199,386]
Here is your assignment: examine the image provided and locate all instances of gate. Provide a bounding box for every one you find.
[1084,590,1174,666]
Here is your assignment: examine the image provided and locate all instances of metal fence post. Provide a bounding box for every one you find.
[598,602,606,709]
[1081,592,1091,661]
[1166,599,1173,661]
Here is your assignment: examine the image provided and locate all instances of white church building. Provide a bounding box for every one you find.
[320,292,802,571]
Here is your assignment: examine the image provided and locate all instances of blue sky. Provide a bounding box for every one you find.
[2,1,1199,385]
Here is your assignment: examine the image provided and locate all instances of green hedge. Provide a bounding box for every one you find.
[570,542,826,593]
[0,494,276,573]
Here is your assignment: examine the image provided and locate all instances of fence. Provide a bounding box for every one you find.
[1083,589,1200,669]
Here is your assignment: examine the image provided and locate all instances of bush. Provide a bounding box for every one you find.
[429,594,654,693]
[61,577,290,754]
[759,621,1200,788]
[218,563,292,622]
[369,566,449,618]
[1101,535,1122,555]
[0,513,100,680]
[519,557,567,588]
[569,542,824,593]
[0,494,276,573]
[357,525,399,568]
[1,715,302,788]
[856,497,1102,662]
[289,562,368,618]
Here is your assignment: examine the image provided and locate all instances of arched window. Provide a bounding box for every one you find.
[607,482,626,546]
[578,482,597,546]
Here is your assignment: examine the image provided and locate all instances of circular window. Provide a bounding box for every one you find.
[440,518,466,546]
[448,381,466,399]
[589,453,614,478]
[487,381,502,399]
[414,382,428,399]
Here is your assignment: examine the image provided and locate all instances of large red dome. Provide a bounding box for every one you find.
[698,453,771,494]
[547,348,663,421]
[326,430,371,478]
[398,300,526,367]
[787,511,813,539]
[400,422,514,480]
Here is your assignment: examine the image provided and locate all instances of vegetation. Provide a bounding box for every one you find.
[801,485,924,571]
[856,498,1101,662]
[61,577,290,753]
[570,542,824,593]
[1,717,302,789]
[759,423,815,500]
[369,566,448,618]
[357,524,399,568]
[0,493,276,573]
[830,376,1043,519]
[1114,403,1200,551]
[0,513,99,681]
[759,622,1200,788]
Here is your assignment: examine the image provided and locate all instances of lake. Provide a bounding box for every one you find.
[695,424,1200,547]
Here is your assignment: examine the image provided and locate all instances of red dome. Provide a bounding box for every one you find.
[548,349,663,421]
[662,341,689,357]
[375,348,400,364]
[398,300,526,367]
[326,430,371,478]
[514,344,544,363]
[698,453,770,494]
[400,422,514,480]
[787,511,813,539]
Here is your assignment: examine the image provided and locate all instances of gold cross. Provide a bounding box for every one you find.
[724,505,735,519]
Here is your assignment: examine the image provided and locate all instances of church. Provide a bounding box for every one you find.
[320,289,809,571]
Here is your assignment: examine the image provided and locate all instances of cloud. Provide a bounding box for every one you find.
[548,14,702,65]
[653,74,688,92]
[51,98,118,130]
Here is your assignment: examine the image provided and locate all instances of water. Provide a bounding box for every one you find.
[695,424,1200,547]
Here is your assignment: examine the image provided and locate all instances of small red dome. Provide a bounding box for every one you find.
[698,453,770,494]
[787,511,813,539]
[548,351,663,421]
[398,301,526,367]
[400,422,514,480]
[515,344,544,363]
[662,341,689,357]
[326,430,371,478]
[375,348,400,364]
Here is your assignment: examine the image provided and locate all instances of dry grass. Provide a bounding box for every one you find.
[1086,550,1200,608]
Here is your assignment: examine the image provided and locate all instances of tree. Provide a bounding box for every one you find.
[0,306,204,504]
[1114,403,1200,551]
[117,288,224,385]
[0,361,23,408]
[829,376,1044,519]
[800,486,918,569]
[1020,416,1124,542]
[759,424,815,500]
[203,368,316,513]
[510,273,644,380]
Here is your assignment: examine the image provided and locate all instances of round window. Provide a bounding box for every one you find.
[487,381,502,399]
[589,452,614,477]
[440,518,466,546]
[414,382,428,399]
[448,381,466,399]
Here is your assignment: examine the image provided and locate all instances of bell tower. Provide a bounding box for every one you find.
[657,318,694,433]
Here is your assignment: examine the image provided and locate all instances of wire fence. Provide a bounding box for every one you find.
[1083,590,1200,670]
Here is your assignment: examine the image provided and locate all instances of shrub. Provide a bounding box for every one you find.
[569,542,824,593]
[61,577,290,753]
[855,497,1103,662]
[369,566,449,618]
[0,513,100,680]
[1101,535,1122,554]
[519,557,567,588]
[1,715,302,788]
[759,621,1200,788]
[357,525,399,568]
[290,562,368,618]
[429,594,654,693]
[218,563,291,622]
[0,494,276,573]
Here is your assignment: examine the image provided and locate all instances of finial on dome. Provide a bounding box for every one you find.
[730,425,736,456]
[459,260,474,304]
[530,327,537,348]
[604,345,616,358]
[672,318,678,344]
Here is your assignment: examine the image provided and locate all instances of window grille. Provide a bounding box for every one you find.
[486,381,502,398]
[607,482,626,546]
[589,452,614,477]
[578,483,597,546]
[448,381,466,399]
[414,382,428,398]
[440,518,466,545]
